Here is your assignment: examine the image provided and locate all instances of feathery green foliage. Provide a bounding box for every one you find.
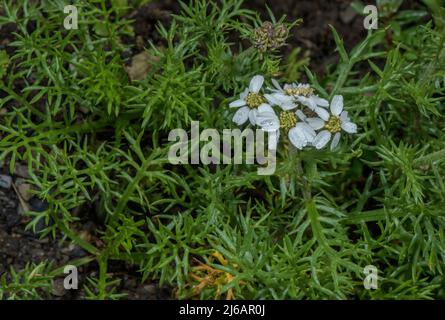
[0,0,444,299]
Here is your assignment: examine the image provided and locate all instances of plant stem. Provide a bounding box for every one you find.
[294,155,311,202]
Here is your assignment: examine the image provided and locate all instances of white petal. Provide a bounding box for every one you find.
[297,96,316,110]
[271,79,282,91]
[229,99,246,108]
[274,93,294,105]
[249,75,264,94]
[240,88,249,100]
[330,95,344,116]
[330,132,341,150]
[280,101,297,111]
[298,123,316,141]
[232,106,249,125]
[341,121,357,134]
[313,130,331,149]
[249,109,258,125]
[313,96,329,107]
[340,111,349,121]
[306,117,325,130]
[315,107,330,121]
[288,127,308,150]
[265,94,280,106]
[257,113,280,132]
[257,103,274,114]
[295,110,307,121]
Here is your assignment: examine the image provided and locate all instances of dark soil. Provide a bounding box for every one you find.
[0,0,423,299]
[0,172,170,299]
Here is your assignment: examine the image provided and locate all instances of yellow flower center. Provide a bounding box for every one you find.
[325,116,342,133]
[245,92,266,109]
[280,111,297,131]
[284,86,314,97]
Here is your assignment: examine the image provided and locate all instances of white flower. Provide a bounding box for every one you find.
[255,104,316,150]
[307,95,357,150]
[281,109,316,150]
[265,79,329,119]
[230,75,267,126]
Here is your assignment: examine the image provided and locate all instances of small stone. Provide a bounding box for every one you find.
[17,183,33,201]
[29,197,49,212]
[79,230,92,243]
[125,51,159,81]
[145,284,158,297]
[70,247,88,259]
[0,174,12,189]
[52,278,68,297]
[13,164,31,179]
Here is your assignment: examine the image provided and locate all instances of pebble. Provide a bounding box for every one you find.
[71,247,88,259]
[0,174,12,189]
[52,278,68,297]
[29,197,49,212]
[14,164,31,179]
[17,183,33,201]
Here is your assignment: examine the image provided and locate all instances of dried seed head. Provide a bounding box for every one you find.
[251,21,289,53]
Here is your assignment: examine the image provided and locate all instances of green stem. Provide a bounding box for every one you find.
[340,208,404,224]
[414,149,445,166]
[294,155,311,201]
[49,256,95,277]
[369,95,384,146]
[52,213,99,256]
[98,255,109,300]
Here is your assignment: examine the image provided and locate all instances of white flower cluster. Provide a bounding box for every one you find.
[229,75,357,151]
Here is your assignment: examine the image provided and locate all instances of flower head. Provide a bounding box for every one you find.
[282,109,316,150]
[265,79,329,120]
[230,75,267,126]
[251,21,289,53]
[307,95,357,150]
[255,104,316,150]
